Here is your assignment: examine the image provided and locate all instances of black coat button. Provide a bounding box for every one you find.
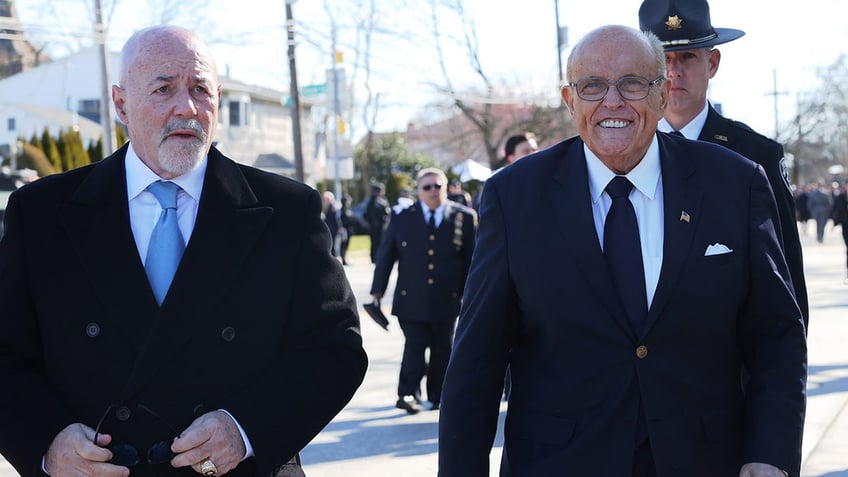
[85,323,100,338]
[221,327,236,342]
[115,406,131,421]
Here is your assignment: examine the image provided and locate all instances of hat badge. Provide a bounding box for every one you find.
[665,15,683,30]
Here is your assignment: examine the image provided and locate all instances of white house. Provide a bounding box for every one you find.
[0,47,317,180]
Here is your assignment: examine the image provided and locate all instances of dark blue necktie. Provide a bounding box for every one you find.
[604,176,648,334]
[428,209,436,233]
[145,181,185,306]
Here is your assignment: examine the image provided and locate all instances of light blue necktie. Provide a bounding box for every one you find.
[145,181,185,306]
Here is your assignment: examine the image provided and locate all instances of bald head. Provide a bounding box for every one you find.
[566,25,665,85]
[119,25,218,86]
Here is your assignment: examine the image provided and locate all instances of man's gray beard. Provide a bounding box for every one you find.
[158,137,206,176]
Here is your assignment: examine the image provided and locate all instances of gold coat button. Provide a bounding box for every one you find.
[401,241,407,247]
[401,290,407,296]
[635,345,648,359]
[428,264,434,270]
[429,234,436,241]
[428,249,435,256]
[427,278,434,285]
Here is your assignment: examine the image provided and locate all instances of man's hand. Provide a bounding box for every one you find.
[170,410,246,476]
[44,423,129,477]
[372,292,383,300]
[740,462,789,477]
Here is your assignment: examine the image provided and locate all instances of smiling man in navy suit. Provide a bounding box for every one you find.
[0,26,366,477]
[438,25,806,477]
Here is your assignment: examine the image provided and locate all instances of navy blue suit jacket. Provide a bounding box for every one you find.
[438,134,806,477]
[699,105,808,323]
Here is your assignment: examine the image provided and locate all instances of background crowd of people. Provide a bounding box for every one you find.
[796,179,848,277]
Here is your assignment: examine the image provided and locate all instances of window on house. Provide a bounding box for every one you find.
[227,97,251,128]
[229,100,241,126]
[78,99,101,123]
[7,117,14,131]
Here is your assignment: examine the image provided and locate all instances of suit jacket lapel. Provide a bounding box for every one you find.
[59,146,158,345]
[643,134,702,334]
[118,148,273,401]
[547,139,635,338]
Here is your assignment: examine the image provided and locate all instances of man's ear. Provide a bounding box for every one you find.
[560,86,575,116]
[112,84,128,123]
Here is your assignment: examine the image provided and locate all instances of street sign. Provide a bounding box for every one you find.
[301,83,327,96]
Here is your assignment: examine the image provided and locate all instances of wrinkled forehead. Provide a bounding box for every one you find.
[568,27,659,80]
[121,28,217,83]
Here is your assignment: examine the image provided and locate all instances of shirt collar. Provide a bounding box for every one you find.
[657,101,710,139]
[125,143,208,202]
[422,202,446,216]
[585,135,661,203]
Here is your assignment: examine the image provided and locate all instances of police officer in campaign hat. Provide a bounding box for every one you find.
[639,0,809,327]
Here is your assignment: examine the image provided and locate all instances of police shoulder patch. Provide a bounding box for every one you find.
[779,156,793,193]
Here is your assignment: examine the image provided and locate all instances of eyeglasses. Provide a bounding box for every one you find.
[567,75,664,102]
[420,183,443,191]
[93,404,179,467]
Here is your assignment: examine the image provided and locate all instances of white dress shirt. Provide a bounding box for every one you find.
[423,203,446,228]
[584,136,665,309]
[125,144,206,263]
[657,101,710,139]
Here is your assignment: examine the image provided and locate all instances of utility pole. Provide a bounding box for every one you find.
[555,0,563,84]
[93,0,115,157]
[765,69,788,140]
[330,27,342,202]
[286,0,305,183]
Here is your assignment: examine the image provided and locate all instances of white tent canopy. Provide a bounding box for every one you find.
[451,159,491,183]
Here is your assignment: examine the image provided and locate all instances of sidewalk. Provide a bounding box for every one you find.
[1,228,845,476]
[797,227,848,477]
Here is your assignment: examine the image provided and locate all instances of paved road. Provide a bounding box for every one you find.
[1,226,846,476]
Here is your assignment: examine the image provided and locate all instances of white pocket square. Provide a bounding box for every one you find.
[704,243,733,256]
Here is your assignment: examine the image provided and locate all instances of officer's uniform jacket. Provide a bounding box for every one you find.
[370,201,476,322]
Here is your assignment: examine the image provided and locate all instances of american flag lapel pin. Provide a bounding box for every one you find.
[680,210,691,223]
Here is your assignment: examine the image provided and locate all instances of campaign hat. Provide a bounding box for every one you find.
[639,0,745,51]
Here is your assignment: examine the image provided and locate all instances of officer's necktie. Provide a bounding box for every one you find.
[603,176,647,334]
[669,130,685,138]
[145,181,185,306]
[428,209,436,233]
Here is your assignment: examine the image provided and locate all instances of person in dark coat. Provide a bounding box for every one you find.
[0,26,367,477]
[447,180,471,207]
[322,191,340,256]
[796,184,811,234]
[364,183,390,263]
[640,0,809,326]
[338,193,354,265]
[370,168,477,414]
[806,181,833,243]
[832,181,848,278]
